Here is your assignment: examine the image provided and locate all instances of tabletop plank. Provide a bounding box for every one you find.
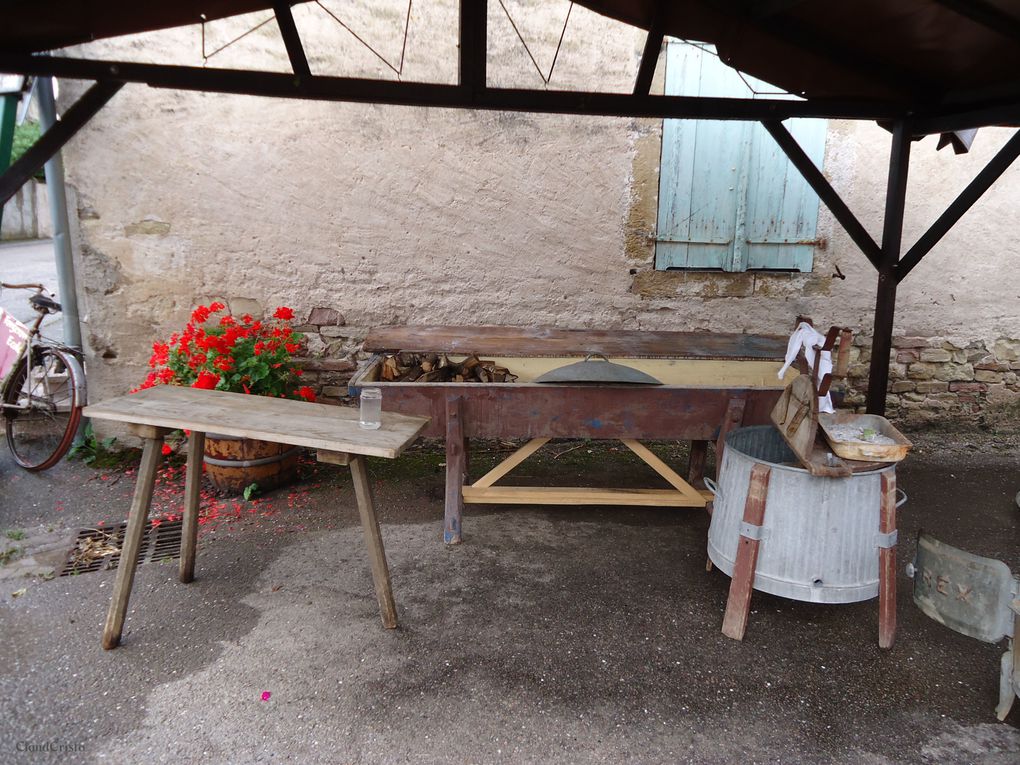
[84,387,429,459]
[364,325,788,360]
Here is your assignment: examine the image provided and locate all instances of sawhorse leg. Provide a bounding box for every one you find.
[721,463,771,641]
[178,430,205,584]
[102,426,167,649]
[444,395,466,545]
[350,454,398,629]
[878,472,897,649]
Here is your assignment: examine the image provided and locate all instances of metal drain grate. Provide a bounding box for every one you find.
[61,519,183,577]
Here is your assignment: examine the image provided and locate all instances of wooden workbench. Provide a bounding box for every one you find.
[83,386,429,649]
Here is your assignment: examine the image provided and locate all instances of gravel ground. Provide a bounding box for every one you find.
[0,431,1017,764]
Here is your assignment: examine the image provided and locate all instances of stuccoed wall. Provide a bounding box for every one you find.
[59,1,1020,425]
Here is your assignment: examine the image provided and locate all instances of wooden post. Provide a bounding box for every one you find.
[688,440,708,488]
[179,430,205,584]
[350,454,398,629]
[444,395,466,544]
[102,434,164,649]
[721,463,771,641]
[878,471,897,648]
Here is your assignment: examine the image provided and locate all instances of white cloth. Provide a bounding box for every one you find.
[777,321,834,414]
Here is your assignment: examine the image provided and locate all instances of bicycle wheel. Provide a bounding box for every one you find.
[3,346,83,471]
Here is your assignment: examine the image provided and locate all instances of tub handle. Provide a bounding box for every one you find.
[896,488,908,508]
[703,476,720,500]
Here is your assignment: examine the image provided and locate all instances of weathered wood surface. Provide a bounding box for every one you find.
[102,435,163,650]
[878,472,897,649]
[179,430,204,584]
[365,325,788,360]
[770,376,852,477]
[721,463,772,641]
[462,486,713,506]
[444,396,466,544]
[84,387,428,459]
[350,455,398,629]
[365,385,781,440]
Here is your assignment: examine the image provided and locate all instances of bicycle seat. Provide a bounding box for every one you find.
[29,294,62,313]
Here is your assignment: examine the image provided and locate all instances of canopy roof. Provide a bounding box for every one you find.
[2,1,1020,127]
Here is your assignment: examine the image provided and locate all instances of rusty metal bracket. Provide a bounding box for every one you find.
[876,529,898,549]
[739,520,770,542]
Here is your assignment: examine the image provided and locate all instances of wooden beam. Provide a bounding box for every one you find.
[866,120,911,416]
[620,439,705,504]
[459,0,487,96]
[0,53,908,122]
[0,80,122,207]
[461,486,711,506]
[471,437,549,488]
[762,120,883,270]
[897,129,1020,282]
[273,1,311,79]
[931,0,1020,46]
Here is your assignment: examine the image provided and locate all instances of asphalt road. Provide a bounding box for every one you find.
[0,238,60,332]
[0,434,1017,764]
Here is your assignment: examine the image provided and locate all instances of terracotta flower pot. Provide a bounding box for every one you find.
[202,434,300,495]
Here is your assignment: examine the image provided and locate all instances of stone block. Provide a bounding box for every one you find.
[320,386,347,397]
[992,338,1020,361]
[974,357,1010,371]
[914,381,948,394]
[948,382,987,393]
[892,336,929,349]
[1005,373,1018,385]
[987,383,1020,407]
[320,325,347,338]
[303,334,327,357]
[907,362,936,381]
[896,350,919,363]
[919,348,952,363]
[974,369,1003,383]
[902,392,926,403]
[307,307,345,327]
[933,363,974,383]
[228,297,262,318]
[952,350,968,363]
[847,363,870,379]
[294,358,356,373]
[890,381,915,393]
[889,362,908,380]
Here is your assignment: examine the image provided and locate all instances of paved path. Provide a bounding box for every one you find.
[0,238,61,335]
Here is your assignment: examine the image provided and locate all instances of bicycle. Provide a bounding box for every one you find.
[0,282,86,470]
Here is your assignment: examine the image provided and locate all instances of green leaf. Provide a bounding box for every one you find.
[243,482,259,501]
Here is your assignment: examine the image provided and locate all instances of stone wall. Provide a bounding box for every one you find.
[843,336,1020,428]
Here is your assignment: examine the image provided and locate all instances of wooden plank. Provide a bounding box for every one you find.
[127,423,170,440]
[471,437,550,488]
[367,384,782,441]
[715,396,747,469]
[688,440,708,487]
[620,439,706,504]
[462,486,711,507]
[444,396,466,544]
[878,471,897,649]
[349,455,398,629]
[102,435,163,649]
[316,449,351,466]
[721,463,771,641]
[178,430,204,584]
[85,387,428,459]
[363,325,788,361]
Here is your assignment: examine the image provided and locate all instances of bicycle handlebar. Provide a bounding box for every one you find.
[0,282,45,292]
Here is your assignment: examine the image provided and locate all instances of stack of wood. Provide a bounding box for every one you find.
[379,352,518,384]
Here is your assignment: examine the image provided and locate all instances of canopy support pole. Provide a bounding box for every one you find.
[273,1,311,79]
[867,120,911,415]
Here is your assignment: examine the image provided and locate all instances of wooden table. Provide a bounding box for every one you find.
[83,386,429,649]
[350,325,792,543]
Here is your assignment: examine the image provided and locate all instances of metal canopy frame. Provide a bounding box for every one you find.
[1,0,1018,416]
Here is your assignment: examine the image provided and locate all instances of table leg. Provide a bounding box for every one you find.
[102,433,164,649]
[721,463,771,641]
[715,397,747,476]
[179,431,205,584]
[444,395,466,545]
[350,454,398,629]
[688,440,708,488]
[878,472,897,649]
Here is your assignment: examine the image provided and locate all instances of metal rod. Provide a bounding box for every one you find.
[273,1,311,79]
[0,53,908,122]
[866,120,911,415]
[36,78,85,354]
[0,79,122,207]
[897,128,1020,282]
[762,120,883,269]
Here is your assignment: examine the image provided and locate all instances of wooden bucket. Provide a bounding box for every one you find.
[203,434,300,495]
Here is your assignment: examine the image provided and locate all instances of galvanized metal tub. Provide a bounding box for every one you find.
[707,425,902,604]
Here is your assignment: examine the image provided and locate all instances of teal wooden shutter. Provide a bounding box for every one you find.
[655,41,826,272]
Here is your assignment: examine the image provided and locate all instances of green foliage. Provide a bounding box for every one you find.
[4,530,26,541]
[0,547,22,566]
[10,121,43,180]
[67,421,132,468]
[243,482,259,501]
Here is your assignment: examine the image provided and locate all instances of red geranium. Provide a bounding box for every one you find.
[134,303,314,402]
